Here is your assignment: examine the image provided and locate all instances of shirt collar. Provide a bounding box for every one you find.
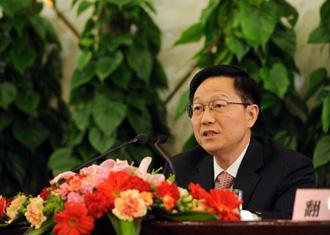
[213,141,250,181]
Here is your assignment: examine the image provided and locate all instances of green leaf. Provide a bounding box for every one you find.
[0,0,32,16]
[9,45,37,74]
[95,52,124,81]
[200,0,219,25]
[260,63,290,98]
[64,123,85,147]
[88,127,116,153]
[322,96,330,132]
[214,48,233,64]
[320,0,330,27]
[111,63,133,90]
[13,121,49,151]
[260,93,277,111]
[308,26,330,43]
[175,90,189,120]
[304,68,327,101]
[79,37,94,47]
[237,1,278,48]
[0,82,17,109]
[274,0,298,26]
[0,32,11,53]
[15,89,41,114]
[136,8,161,54]
[106,34,133,52]
[29,15,47,41]
[72,0,79,7]
[70,64,94,90]
[274,130,297,150]
[127,42,153,82]
[0,62,4,76]
[226,37,249,61]
[143,1,156,13]
[48,148,80,176]
[174,23,204,46]
[182,134,197,151]
[92,95,127,135]
[127,107,152,134]
[73,104,91,131]
[0,112,12,131]
[11,16,26,37]
[5,152,26,186]
[313,135,330,168]
[77,50,92,70]
[151,59,168,89]
[77,1,93,16]
[107,0,135,10]
[24,219,55,235]
[272,26,296,57]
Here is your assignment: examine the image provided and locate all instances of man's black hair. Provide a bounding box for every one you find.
[189,64,261,107]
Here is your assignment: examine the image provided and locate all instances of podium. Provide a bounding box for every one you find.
[2,220,329,235]
[141,220,330,235]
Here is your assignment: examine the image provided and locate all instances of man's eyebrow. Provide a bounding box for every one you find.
[210,94,229,100]
[193,93,229,102]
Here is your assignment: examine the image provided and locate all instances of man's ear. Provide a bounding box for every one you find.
[246,104,259,128]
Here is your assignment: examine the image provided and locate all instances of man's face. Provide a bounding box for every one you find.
[191,76,258,157]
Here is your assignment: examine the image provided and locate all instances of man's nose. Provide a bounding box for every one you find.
[201,106,215,124]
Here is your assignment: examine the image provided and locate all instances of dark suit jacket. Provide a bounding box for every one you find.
[164,136,315,219]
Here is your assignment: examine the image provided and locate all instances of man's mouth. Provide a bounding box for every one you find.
[202,130,219,137]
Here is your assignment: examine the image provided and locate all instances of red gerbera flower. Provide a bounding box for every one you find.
[207,189,242,221]
[123,175,150,192]
[155,181,180,210]
[188,183,210,200]
[53,203,94,235]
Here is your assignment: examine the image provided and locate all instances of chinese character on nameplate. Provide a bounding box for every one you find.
[304,200,321,217]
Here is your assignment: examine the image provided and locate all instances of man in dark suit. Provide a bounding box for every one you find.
[164,64,315,219]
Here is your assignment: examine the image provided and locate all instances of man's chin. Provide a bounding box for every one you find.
[200,143,223,155]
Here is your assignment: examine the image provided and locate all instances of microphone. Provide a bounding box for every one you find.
[153,135,176,176]
[71,133,148,172]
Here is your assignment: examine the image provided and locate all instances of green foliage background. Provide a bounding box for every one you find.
[0,0,69,196]
[47,0,170,176]
[175,0,330,187]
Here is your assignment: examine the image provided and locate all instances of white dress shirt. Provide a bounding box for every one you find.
[213,142,249,188]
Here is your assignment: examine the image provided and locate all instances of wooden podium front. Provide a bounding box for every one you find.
[141,220,330,235]
[1,220,329,235]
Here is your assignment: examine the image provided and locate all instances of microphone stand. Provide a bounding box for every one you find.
[71,133,148,172]
[153,135,176,176]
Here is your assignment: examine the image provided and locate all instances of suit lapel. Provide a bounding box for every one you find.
[233,138,263,207]
[188,150,214,191]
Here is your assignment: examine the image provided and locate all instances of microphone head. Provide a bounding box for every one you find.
[133,133,148,144]
[156,134,168,144]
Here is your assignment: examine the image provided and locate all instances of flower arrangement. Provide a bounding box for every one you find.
[0,157,242,235]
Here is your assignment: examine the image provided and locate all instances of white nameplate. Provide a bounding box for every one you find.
[292,189,330,220]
